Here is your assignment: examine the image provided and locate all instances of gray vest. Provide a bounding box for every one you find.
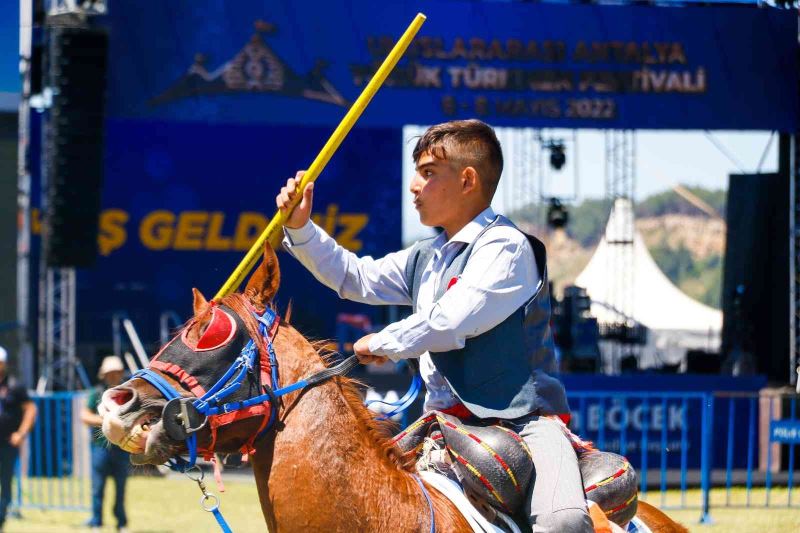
[404,216,569,420]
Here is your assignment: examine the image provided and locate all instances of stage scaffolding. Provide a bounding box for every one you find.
[17,0,94,391]
[792,136,799,388]
[603,130,638,372]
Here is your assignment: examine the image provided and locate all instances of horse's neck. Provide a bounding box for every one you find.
[251,378,468,532]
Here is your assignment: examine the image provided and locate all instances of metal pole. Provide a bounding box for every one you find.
[699,394,714,524]
[123,352,138,374]
[791,133,798,386]
[68,268,75,389]
[17,0,35,388]
[111,313,123,361]
[122,318,149,368]
[45,268,53,386]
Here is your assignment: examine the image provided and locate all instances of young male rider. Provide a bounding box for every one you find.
[276,119,592,532]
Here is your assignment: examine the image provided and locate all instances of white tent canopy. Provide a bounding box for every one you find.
[575,199,722,369]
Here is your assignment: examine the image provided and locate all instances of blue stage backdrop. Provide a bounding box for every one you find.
[34,1,798,350]
[71,122,402,347]
[104,1,797,131]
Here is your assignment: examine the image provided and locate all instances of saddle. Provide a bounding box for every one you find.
[392,411,638,528]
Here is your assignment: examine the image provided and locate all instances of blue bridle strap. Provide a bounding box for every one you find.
[135,368,182,402]
[130,303,425,533]
[132,308,279,472]
[133,368,199,471]
[132,308,364,471]
[195,308,277,411]
[134,303,421,464]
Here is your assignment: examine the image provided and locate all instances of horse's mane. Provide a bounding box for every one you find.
[314,343,466,528]
[310,339,416,473]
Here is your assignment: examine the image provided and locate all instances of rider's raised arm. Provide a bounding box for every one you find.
[283,220,413,306]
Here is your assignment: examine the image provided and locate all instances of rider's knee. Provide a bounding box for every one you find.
[534,507,593,533]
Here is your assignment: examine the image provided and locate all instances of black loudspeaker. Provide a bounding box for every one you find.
[686,350,723,374]
[44,26,108,268]
[30,44,44,96]
[721,171,789,381]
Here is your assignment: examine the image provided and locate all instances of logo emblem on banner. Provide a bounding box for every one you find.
[150,20,348,107]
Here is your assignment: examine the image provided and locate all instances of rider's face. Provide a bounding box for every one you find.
[409,151,464,232]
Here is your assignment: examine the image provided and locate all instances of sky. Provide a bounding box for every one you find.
[401,127,777,244]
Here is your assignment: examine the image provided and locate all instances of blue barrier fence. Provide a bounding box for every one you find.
[15,389,800,520]
[567,391,713,517]
[564,390,800,522]
[14,392,90,512]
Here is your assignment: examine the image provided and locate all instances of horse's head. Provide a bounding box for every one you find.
[100,244,289,466]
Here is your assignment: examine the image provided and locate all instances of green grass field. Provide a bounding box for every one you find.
[4,477,799,532]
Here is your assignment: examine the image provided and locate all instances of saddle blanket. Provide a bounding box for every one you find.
[626,517,652,533]
[419,471,521,533]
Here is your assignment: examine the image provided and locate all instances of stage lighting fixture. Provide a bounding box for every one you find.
[549,143,566,170]
[546,197,569,229]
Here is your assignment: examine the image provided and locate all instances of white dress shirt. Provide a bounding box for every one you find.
[283,207,541,411]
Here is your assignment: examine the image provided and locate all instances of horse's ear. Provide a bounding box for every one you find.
[244,243,280,309]
[192,288,210,316]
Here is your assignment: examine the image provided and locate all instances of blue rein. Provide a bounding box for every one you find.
[366,371,423,420]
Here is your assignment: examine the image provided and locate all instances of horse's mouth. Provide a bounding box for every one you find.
[128,420,180,465]
[101,406,183,465]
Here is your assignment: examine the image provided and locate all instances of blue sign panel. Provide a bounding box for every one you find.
[560,375,765,469]
[104,1,797,130]
[770,420,800,444]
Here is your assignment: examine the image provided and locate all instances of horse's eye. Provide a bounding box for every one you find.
[195,308,237,351]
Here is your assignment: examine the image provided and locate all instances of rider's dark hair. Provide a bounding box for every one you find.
[412,119,504,200]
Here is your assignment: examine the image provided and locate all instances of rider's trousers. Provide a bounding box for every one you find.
[507,416,594,533]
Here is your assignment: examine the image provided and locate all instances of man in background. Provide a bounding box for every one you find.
[0,345,37,532]
[81,356,129,532]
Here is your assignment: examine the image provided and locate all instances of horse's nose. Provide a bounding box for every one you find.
[101,387,138,415]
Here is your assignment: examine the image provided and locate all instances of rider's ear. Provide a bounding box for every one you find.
[193,288,210,316]
[244,243,280,309]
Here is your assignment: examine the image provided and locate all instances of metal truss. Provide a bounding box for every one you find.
[498,127,540,217]
[791,135,799,389]
[38,267,78,392]
[603,130,638,372]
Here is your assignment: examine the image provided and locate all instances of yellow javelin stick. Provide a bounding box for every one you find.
[214,12,427,300]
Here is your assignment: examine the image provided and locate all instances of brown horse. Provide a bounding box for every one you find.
[100,245,686,533]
